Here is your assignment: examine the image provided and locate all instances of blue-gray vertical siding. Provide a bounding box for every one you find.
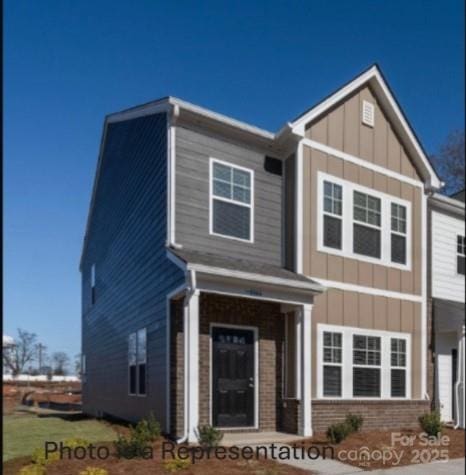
[175,126,283,265]
[81,113,184,426]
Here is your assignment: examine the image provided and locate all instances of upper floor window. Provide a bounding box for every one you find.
[457,235,466,275]
[391,203,407,264]
[90,264,96,305]
[318,172,411,270]
[210,159,254,242]
[353,191,381,259]
[323,181,343,250]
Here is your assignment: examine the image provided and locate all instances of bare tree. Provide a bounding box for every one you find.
[2,329,38,376]
[52,352,70,376]
[431,130,465,195]
[74,353,82,376]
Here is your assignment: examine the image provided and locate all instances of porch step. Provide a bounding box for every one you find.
[221,431,304,446]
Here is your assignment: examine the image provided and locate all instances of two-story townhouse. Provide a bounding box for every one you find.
[81,65,443,442]
[428,191,465,428]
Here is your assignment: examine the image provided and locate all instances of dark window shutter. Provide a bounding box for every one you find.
[213,200,251,240]
[323,366,342,397]
[353,224,381,258]
[324,215,342,249]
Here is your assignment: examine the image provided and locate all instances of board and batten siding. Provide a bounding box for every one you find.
[175,125,283,265]
[303,145,423,294]
[431,210,465,303]
[311,289,423,399]
[305,85,421,180]
[81,113,184,426]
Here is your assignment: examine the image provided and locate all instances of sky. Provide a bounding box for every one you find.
[4,0,465,367]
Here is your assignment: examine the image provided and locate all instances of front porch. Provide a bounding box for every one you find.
[167,248,323,443]
[432,298,465,428]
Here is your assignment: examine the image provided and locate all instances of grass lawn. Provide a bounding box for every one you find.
[3,414,116,462]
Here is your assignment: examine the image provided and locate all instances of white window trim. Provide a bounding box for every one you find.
[317,324,412,400]
[317,171,412,270]
[209,158,255,244]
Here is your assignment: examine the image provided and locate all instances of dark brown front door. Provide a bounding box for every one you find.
[212,326,255,427]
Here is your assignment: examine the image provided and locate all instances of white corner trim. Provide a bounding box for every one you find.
[188,263,323,292]
[316,171,413,271]
[167,106,179,247]
[310,278,423,303]
[208,157,255,244]
[303,139,423,189]
[295,141,304,273]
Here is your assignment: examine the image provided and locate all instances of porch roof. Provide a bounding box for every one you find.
[168,247,324,293]
[433,298,465,333]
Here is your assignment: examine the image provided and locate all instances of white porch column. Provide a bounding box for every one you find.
[299,304,313,437]
[185,289,200,443]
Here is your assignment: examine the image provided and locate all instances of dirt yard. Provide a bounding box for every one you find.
[297,427,465,470]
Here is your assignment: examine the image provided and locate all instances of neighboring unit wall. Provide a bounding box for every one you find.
[81,113,184,427]
[431,209,465,303]
[175,125,283,265]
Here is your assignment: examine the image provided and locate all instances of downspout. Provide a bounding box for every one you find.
[454,326,465,429]
[176,269,196,443]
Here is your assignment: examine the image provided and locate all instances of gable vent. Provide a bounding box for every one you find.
[362,100,375,127]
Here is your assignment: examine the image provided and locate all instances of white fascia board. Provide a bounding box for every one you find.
[285,65,442,190]
[430,193,466,216]
[187,263,325,293]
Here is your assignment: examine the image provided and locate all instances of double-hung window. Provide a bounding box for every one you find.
[322,331,342,397]
[323,181,343,249]
[128,328,147,396]
[391,204,407,264]
[352,335,381,397]
[210,160,253,242]
[353,191,382,259]
[391,338,407,397]
[457,235,465,275]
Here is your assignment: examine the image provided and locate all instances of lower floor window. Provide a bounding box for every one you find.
[128,328,147,396]
[319,325,410,399]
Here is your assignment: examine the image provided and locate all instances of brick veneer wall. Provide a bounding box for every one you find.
[312,400,430,433]
[170,293,286,436]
